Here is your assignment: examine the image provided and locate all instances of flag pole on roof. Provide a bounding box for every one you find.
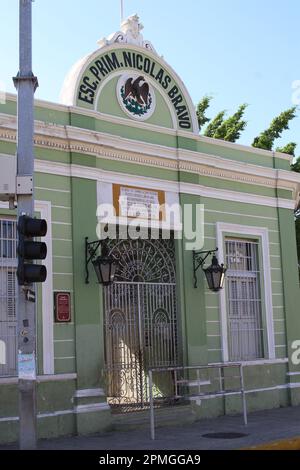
[120,0,124,25]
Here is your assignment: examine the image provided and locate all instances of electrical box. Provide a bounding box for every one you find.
[16,176,33,195]
[0,155,16,201]
[0,155,34,202]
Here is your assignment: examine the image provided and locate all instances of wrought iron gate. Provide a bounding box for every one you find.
[104,238,178,413]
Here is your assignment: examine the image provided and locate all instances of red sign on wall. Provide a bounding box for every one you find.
[54,292,71,323]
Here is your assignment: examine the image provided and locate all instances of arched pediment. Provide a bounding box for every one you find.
[60,16,198,134]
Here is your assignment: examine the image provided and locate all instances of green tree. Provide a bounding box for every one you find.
[292,157,300,173]
[289,145,300,275]
[252,107,297,151]
[204,111,226,138]
[196,95,212,131]
[213,104,248,142]
[276,142,297,157]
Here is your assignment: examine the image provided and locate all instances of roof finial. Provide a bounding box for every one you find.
[121,14,144,43]
[97,13,157,55]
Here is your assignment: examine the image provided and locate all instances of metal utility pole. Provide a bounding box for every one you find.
[120,0,124,25]
[13,0,39,450]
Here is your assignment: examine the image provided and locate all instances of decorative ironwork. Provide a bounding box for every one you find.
[107,238,176,284]
[104,238,178,413]
[193,248,219,288]
[85,237,117,285]
[85,238,102,284]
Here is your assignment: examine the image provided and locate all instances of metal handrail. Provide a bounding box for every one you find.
[149,363,247,440]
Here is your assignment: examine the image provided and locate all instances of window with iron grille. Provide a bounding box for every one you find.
[0,219,17,377]
[225,238,264,361]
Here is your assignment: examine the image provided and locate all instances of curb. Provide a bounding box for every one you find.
[245,437,300,451]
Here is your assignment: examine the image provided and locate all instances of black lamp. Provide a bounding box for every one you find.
[85,237,117,285]
[203,255,227,292]
[193,248,227,291]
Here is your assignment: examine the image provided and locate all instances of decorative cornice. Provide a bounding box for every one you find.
[0,94,293,160]
[0,114,299,198]
[0,160,295,210]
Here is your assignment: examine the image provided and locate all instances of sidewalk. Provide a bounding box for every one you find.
[1,406,300,450]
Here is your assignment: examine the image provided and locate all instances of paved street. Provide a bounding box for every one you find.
[1,405,300,450]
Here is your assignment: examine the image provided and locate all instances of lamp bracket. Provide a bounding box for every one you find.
[85,237,108,284]
[193,248,218,289]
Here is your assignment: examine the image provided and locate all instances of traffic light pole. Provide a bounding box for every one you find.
[14,0,39,450]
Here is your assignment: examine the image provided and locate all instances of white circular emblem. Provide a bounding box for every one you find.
[117,74,156,121]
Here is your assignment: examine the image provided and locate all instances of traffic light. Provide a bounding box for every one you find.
[17,215,47,285]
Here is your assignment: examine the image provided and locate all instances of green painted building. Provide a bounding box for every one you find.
[1,15,300,443]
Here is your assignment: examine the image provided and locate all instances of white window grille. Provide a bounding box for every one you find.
[0,219,17,377]
[225,238,264,361]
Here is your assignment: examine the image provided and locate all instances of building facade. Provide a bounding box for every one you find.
[0,16,300,443]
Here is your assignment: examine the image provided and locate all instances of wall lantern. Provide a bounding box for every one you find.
[193,248,227,291]
[85,237,117,286]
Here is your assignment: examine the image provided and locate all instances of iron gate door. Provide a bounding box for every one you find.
[103,238,178,413]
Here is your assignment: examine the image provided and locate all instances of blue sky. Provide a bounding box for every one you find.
[0,0,299,152]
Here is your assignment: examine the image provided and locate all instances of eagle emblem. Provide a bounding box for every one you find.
[118,74,156,120]
[124,76,150,106]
